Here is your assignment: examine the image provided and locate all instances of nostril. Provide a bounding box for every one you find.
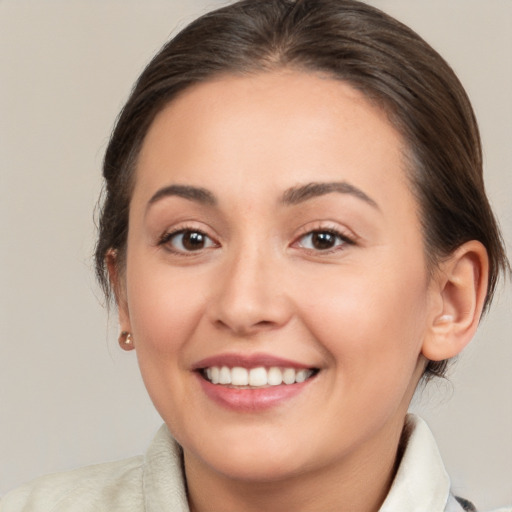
[255,320,274,328]
[213,318,278,336]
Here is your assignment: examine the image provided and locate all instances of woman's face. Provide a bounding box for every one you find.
[120,71,436,482]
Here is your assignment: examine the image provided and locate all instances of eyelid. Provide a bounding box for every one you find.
[294,221,357,241]
[291,222,357,253]
[157,224,220,255]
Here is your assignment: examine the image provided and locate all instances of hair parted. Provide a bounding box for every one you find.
[95,0,509,380]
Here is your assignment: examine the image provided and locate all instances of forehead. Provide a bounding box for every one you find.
[134,70,413,215]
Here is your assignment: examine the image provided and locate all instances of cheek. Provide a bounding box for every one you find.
[299,260,429,374]
[124,259,209,431]
[124,254,207,357]
[295,266,430,446]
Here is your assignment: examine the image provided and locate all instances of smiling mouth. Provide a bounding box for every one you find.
[200,366,319,388]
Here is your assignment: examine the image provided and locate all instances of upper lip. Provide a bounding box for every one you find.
[192,353,316,371]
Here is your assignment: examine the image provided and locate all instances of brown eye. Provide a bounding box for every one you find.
[311,232,336,250]
[182,231,207,250]
[297,230,351,251]
[163,229,216,253]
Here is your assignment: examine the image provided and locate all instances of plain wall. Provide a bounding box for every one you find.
[1,1,511,509]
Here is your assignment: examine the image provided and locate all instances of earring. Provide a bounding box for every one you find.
[118,331,134,351]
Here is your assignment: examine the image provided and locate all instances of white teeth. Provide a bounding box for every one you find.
[210,366,220,384]
[219,366,231,385]
[249,367,267,387]
[203,366,315,387]
[282,368,296,385]
[295,369,309,383]
[231,367,249,386]
[267,367,283,386]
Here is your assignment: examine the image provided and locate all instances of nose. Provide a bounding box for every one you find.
[207,245,293,336]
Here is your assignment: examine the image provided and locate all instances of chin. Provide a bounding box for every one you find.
[205,453,308,483]
[184,427,315,483]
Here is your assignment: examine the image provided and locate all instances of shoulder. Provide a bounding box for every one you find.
[383,415,512,512]
[0,456,144,512]
[0,425,188,512]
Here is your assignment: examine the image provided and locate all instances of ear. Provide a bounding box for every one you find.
[106,249,133,343]
[422,241,489,362]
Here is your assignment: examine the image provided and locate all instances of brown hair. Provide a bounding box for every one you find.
[95,0,509,379]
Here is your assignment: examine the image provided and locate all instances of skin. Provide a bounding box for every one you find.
[112,71,488,512]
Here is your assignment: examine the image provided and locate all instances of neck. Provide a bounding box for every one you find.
[185,413,407,512]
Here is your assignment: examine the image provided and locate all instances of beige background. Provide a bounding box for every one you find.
[1,1,511,509]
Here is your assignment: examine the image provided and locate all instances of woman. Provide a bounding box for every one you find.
[2,0,510,511]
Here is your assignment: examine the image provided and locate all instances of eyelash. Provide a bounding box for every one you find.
[158,226,218,255]
[293,227,355,254]
[157,225,355,255]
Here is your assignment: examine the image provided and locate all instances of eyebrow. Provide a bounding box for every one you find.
[146,180,378,211]
[281,181,379,209]
[147,184,217,208]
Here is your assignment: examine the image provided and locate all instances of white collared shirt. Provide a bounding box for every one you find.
[1,415,510,512]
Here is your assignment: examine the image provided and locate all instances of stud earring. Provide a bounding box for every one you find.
[118,331,134,351]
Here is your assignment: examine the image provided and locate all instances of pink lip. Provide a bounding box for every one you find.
[192,352,318,412]
[192,352,313,370]
[196,374,315,412]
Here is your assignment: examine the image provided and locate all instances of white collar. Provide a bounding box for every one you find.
[379,414,457,511]
[143,414,461,512]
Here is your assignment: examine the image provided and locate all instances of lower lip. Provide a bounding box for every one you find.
[196,373,315,412]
